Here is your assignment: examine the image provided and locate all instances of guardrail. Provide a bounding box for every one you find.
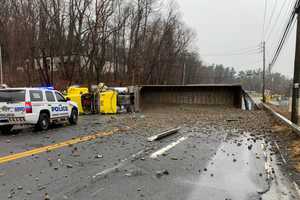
[262,103,300,136]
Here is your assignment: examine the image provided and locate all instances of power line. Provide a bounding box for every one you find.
[202,51,262,57]
[269,0,299,68]
[201,45,262,57]
[265,0,291,41]
[267,0,297,43]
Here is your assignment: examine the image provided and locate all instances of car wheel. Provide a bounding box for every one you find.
[69,109,78,125]
[36,113,50,131]
[0,125,14,134]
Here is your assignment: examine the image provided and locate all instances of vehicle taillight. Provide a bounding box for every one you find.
[25,102,32,113]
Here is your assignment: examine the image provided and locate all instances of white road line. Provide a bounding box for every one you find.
[150,136,187,158]
[92,150,145,180]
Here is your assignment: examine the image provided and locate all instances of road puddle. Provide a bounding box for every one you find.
[187,133,298,200]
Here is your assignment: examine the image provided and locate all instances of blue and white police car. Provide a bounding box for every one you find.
[0,87,79,133]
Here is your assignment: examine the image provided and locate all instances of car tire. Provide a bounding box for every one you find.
[36,113,50,131]
[0,125,14,134]
[69,109,78,125]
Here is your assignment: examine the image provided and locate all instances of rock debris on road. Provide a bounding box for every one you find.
[0,105,299,200]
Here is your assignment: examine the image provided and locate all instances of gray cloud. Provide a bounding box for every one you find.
[177,0,295,78]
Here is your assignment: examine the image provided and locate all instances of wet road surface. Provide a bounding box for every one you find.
[0,106,299,200]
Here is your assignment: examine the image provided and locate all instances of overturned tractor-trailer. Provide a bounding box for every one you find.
[66,84,255,114]
[133,84,255,112]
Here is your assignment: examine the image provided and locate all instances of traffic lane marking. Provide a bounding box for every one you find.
[0,128,118,165]
[150,136,187,158]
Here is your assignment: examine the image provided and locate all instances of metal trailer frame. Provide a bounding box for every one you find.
[133,84,250,112]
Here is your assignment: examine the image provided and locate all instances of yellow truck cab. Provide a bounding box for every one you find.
[65,87,89,114]
[65,85,118,114]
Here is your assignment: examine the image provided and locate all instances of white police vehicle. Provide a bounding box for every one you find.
[0,87,79,133]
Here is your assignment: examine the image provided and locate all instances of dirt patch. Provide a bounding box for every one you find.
[291,140,300,172]
[119,105,278,137]
[268,122,300,184]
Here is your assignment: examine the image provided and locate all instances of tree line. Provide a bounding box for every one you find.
[0,0,292,96]
[0,0,194,88]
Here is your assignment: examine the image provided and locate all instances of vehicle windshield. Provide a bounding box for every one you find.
[0,90,26,103]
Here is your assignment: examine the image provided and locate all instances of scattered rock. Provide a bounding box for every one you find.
[95,154,103,159]
[17,186,23,190]
[26,190,32,195]
[155,171,163,178]
[248,144,253,150]
[37,185,46,191]
[44,193,50,200]
[125,173,132,177]
[162,169,169,175]
[66,164,73,169]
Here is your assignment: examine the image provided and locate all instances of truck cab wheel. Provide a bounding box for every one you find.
[36,113,50,131]
[69,109,78,125]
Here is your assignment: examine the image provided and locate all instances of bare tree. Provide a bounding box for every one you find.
[0,0,196,88]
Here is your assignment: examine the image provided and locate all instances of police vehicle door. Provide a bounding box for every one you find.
[54,91,69,118]
[29,90,45,114]
[45,91,56,119]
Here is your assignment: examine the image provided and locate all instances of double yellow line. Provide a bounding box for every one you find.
[0,128,118,165]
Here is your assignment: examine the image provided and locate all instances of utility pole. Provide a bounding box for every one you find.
[0,45,3,85]
[262,41,266,103]
[291,4,300,124]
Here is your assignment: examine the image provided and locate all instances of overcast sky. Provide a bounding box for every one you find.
[176,0,297,78]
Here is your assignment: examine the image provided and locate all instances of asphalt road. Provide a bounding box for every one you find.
[0,106,299,200]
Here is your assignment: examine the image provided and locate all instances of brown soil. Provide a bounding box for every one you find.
[291,140,300,172]
[269,122,300,183]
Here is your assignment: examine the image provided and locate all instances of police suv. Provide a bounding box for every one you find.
[0,87,79,133]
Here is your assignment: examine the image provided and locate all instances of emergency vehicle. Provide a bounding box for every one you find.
[0,87,79,134]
